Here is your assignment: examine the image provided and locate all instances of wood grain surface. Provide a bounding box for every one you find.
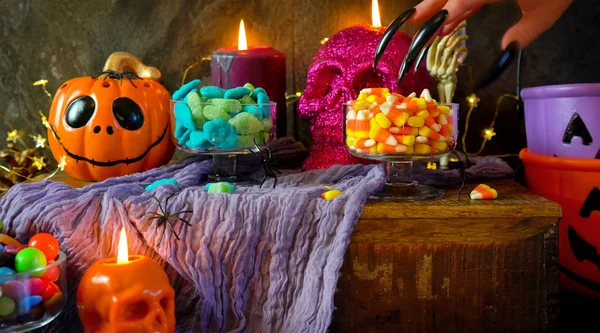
[333,179,561,332]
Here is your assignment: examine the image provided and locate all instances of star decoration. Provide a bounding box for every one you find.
[39,111,50,129]
[32,157,46,171]
[31,134,47,148]
[33,79,48,87]
[57,155,67,171]
[6,130,19,143]
[483,127,496,140]
[466,93,480,108]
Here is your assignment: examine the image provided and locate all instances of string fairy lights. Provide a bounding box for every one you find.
[0,79,67,193]
[459,64,520,157]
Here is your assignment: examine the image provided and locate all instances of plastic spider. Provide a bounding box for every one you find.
[93,69,142,87]
[146,194,193,246]
[250,141,280,188]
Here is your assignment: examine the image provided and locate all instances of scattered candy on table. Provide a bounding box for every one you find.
[0,232,64,324]
[321,186,342,200]
[145,178,179,191]
[206,182,236,194]
[173,81,273,150]
[345,88,455,155]
[470,184,498,200]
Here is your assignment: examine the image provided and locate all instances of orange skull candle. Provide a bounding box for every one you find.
[76,228,175,333]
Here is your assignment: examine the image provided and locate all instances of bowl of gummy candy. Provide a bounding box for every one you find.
[0,233,67,333]
[170,80,275,153]
[344,88,458,159]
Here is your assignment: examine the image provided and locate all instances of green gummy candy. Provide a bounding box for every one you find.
[239,95,256,105]
[203,105,230,121]
[229,113,262,135]
[187,92,207,127]
[262,117,273,132]
[208,99,242,114]
[207,182,235,193]
[243,83,255,92]
[237,134,261,147]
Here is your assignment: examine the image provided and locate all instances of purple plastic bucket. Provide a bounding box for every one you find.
[522,83,600,158]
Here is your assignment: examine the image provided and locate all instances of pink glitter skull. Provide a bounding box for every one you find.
[298,25,432,170]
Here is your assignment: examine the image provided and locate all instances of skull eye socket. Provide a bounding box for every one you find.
[122,300,149,321]
[112,97,144,131]
[65,96,96,128]
[160,297,173,313]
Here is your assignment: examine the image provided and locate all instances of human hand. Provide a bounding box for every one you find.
[409,0,572,49]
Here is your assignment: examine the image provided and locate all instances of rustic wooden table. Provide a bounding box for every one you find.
[332,179,562,332]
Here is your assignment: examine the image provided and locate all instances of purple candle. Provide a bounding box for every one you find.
[211,20,287,137]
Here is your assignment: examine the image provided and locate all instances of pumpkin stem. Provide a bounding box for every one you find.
[102,52,161,81]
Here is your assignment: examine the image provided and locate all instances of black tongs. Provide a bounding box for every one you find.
[374,8,519,92]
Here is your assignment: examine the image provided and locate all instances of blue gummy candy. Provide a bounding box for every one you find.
[173,79,201,101]
[257,92,272,117]
[180,129,192,146]
[145,179,179,191]
[224,87,252,100]
[243,105,264,120]
[174,102,196,130]
[200,86,226,99]
[251,87,267,100]
[204,119,238,149]
[174,123,187,141]
[187,130,213,149]
[0,244,3,253]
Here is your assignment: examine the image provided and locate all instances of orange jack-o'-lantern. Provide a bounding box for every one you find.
[76,255,175,333]
[47,52,174,181]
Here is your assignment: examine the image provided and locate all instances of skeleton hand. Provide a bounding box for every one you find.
[426,21,467,103]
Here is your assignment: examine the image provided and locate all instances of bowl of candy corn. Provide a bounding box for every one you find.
[344,88,458,200]
[0,233,67,333]
[170,80,276,181]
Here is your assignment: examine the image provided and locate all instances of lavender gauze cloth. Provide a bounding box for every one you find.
[0,158,386,333]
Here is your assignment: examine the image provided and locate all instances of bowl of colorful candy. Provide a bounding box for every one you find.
[170,80,276,181]
[344,88,458,200]
[0,233,66,333]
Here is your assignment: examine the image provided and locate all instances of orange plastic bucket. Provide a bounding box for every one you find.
[520,148,600,296]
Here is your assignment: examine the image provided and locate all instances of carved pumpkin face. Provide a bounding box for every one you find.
[47,76,174,181]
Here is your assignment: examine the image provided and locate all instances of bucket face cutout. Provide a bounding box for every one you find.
[522,83,600,159]
[520,149,600,296]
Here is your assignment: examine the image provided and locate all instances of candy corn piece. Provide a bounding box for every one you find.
[322,189,342,200]
[381,104,409,127]
[361,88,390,95]
[346,109,357,137]
[420,88,433,102]
[415,143,434,154]
[470,184,498,200]
[390,126,418,135]
[369,119,397,146]
[377,143,408,154]
[418,126,445,141]
[355,110,370,138]
[393,134,415,146]
[356,146,377,154]
[375,113,392,128]
[353,138,376,148]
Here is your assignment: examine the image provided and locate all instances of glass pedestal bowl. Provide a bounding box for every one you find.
[170,100,276,182]
[0,251,67,333]
[344,102,459,200]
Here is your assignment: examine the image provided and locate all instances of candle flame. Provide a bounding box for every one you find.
[372,0,382,27]
[238,19,248,51]
[117,227,129,264]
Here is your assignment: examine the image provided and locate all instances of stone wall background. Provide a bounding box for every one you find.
[0,0,598,160]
